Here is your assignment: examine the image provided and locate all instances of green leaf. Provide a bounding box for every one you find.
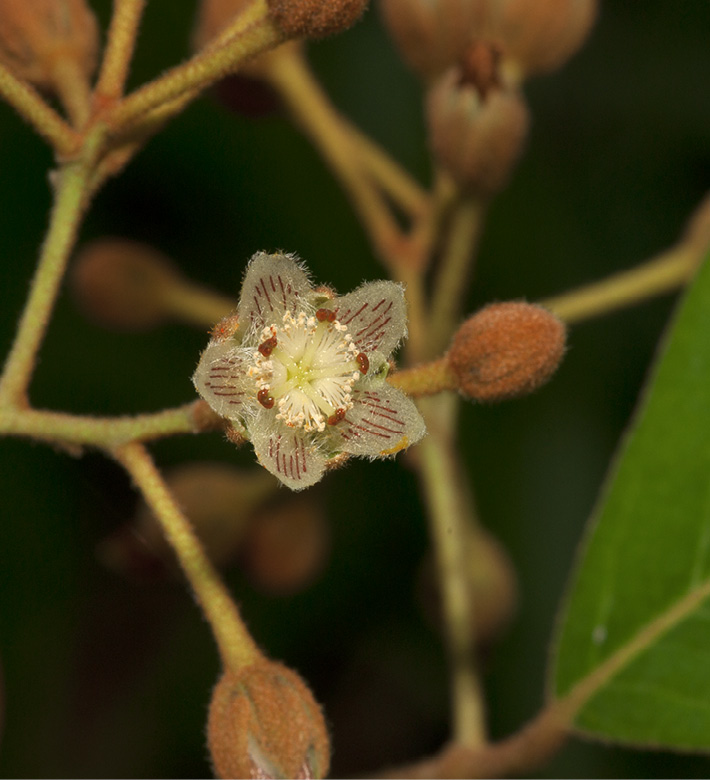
[550,254,710,750]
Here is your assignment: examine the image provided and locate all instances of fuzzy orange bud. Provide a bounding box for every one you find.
[380,0,486,79]
[266,0,368,39]
[208,661,330,779]
[70,239,182,331]
[486,0,597,78]
[448,302,566,402]
[426,69,529,195]
[0,0,98,90]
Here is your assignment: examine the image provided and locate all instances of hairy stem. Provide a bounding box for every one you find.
[542,243,702,324]
[0,128,105,407]
[95,0,147,101]
[0,402,215,448]
[114,442,261,672]
[428,195,487,358]
[418,395,487,747]
[0,62,79,154]
[109,1,283,132]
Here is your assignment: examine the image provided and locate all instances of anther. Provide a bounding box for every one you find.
[356,352,369,374]
[258,336,278,357]
[327,408,346,425]
[257,389,275,409]
[316,308,336,323]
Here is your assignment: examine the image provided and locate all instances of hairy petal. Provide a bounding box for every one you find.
[334,384,426,457]
[250,413,327,490]
[238,252,314,335]
[192,339,253,427]
[334,281,407,356]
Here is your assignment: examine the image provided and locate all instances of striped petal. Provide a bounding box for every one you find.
[334,384,426,457]
[192,339,251,427]
[250,415,327,490]
[334,280,407,356]
[238,252,313,335]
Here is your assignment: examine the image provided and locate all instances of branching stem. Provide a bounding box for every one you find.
[95,0,147,102]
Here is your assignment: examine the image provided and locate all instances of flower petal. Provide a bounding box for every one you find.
[334,280,407,356]
[250,414,327,490]
[333,383,426,457]
[238,252,313,335]
[192,339,251,426]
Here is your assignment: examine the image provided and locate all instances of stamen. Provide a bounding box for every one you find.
[258,335,278,357]
[356,352,369,374]
[327,408,346,425]
[257,388,275,408]
[316,308,336,323]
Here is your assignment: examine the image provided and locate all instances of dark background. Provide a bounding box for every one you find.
[1,1,710,776]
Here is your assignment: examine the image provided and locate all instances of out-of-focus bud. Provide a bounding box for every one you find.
[71,239,181,331]
[426,67,529,196]
[448,302,566,402]
[0,0,98,90]
[266,0,368,39]
[418,526,517,644]
[96,463,277,582]
[380,0,486,80]
[241,492,329,595]
[485,0,597,78]
[208,660,330,779]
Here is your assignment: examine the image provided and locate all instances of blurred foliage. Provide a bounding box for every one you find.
[0,1,709,776]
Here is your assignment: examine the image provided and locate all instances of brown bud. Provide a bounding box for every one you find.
[70,239,181,331]
[486,0,597,78]
[0,0,98,90]
[97,463,276,582]
[419,526,517,644]
[208,661,330,779]
[241,492,329,595]
[267,0,368,39]
[426,69,529,195]
[380,0,486,79]
[448,302,566,402]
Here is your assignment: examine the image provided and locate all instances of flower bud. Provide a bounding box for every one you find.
[418,526,517,644]
[208,661,330,779]
[0,0,98,90]
[380,0,486,79]
[448,302,566,402]
[486,0,597,78]
[241,492,329,595]
[70,239,181,331]
[266,0,368,39]
[96,463,276,582]
[426,69,529,195]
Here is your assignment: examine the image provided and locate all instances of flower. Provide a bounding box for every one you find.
[193,252,426,490]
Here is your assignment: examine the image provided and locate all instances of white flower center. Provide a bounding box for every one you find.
[247,309,365,432]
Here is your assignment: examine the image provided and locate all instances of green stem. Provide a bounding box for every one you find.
[0,62,79,154]
[0,129,105,407]
[418,395,487,747]
[427,196,487,358]
[95,0,147,101]
[0,402,212,448]
[114,442,261,672]
[109,1,283,131]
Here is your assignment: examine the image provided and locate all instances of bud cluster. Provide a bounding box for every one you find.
[381,0,597,82]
